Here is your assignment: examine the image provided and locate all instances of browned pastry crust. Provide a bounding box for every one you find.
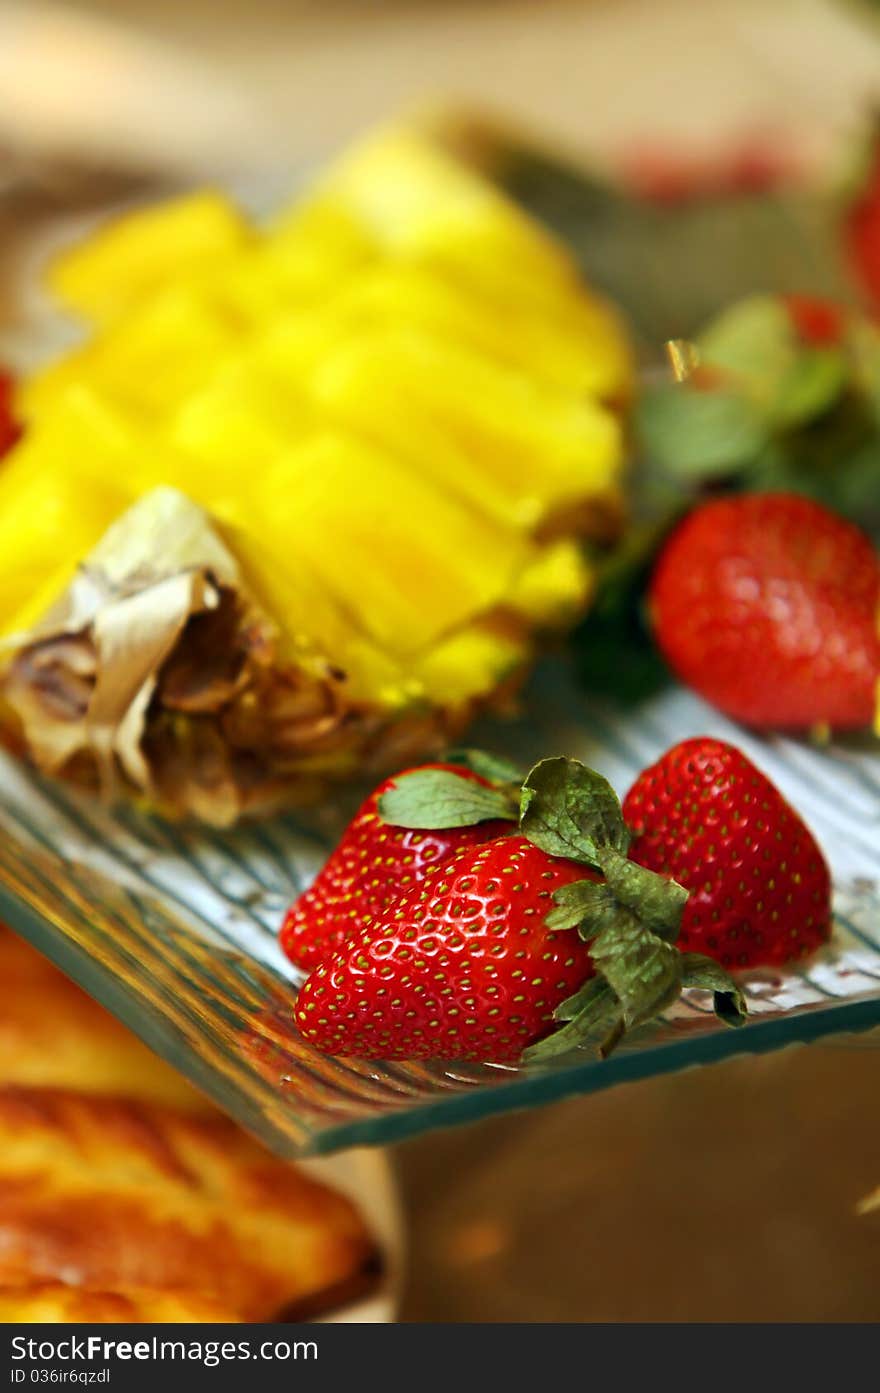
[0,1281,240,1324]
[0,930,380,1321]
[0,1086,376,1322]
[0,930,204,1110]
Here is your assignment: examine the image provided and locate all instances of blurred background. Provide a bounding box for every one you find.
[1,0,880,178]
[0,0,878,1322]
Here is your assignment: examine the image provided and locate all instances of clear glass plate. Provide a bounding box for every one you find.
[1,660,877,1157]
[2,159,877,1157]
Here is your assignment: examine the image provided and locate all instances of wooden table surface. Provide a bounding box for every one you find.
[397,1043,880,1321]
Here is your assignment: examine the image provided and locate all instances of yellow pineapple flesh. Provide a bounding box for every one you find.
[0,119,633,822]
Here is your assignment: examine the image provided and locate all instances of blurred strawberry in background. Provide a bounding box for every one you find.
[781,292,846,346]
[0,371,20,458]
[845,121,880,313]
[649,493,880,732]
[621,136,798,205]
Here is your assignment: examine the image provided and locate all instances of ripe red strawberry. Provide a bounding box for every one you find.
[649,492,880,730]
[0,370,20,458]
[623,737,832,969]
[294,755,747,1063]
[280,763,513,971]
[295,836,598,1062]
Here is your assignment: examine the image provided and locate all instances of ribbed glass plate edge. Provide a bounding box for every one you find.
[0,666,877,1158]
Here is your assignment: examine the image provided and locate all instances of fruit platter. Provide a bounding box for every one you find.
[0,116,877,1157]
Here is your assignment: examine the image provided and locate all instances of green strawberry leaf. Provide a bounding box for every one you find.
[519,756,630,866]
[529,887,746,1064]
[526,913,745,1064]
[596,845,688,939]
[680,952,748,1026]
[378,768,518,829]
[444,748,525,786]
[522,977,623,1064]
[545,878,617,931]
[586,909,684,1029]
[554,974,617,1023]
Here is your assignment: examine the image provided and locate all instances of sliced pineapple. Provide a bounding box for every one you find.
[47,190,253,327]
[167,356,316,477]
[299,126,580,300]
[506,539,595,626]
[20,285,237,422]
[313,262,630,401]
[257,322,622,535]
[0,117,632,821]
[252,431,533,653]
[288,126,632,400]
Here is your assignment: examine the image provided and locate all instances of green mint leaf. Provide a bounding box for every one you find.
[770,347,847,429]
[588,910,684,1028]
[597,846,689,940]
[545,878,616,931]
[698,294,794,392]
[680,952,748,1027]
[636,381,767,480]
[444,748,525,786]
[519,757,629,866]
[378,769,518,830]
[697,294,846,429]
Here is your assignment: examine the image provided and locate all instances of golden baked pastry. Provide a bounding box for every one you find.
[0,1086,377,1321]
[0,930,380,1321]
[0,930,204,1111]
[0,1281,239,1323]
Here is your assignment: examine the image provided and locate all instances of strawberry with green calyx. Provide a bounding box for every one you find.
[296,756,746,1064]
[280,761,518,971]
[576,291,880,712]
